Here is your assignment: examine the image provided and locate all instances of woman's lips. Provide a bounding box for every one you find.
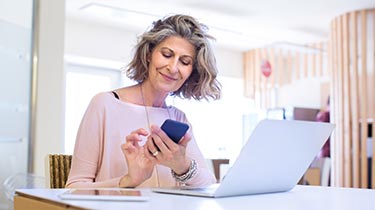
[160,72,177,81]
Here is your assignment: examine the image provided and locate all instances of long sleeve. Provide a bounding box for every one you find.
[66,93,122,188]
[175,112,216,187]
[184,133,217,186]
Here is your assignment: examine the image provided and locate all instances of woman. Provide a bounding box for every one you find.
[66,14,221,188]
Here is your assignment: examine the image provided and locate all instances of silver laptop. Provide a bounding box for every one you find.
[153,119,335,198]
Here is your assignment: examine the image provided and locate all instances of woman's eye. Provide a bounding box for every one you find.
[162,53,172,58]
[181,59,191,66]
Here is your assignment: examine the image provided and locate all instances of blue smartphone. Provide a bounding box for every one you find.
[161,119,189,143]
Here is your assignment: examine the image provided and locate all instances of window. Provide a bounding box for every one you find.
[64,59,125,154]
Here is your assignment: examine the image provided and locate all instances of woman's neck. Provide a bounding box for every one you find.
[139,82,168,108]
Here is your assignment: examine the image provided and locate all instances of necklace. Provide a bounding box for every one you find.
[140,84,172,129]
[139,84,172,187]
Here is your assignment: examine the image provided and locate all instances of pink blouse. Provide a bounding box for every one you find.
[66,92,216,188]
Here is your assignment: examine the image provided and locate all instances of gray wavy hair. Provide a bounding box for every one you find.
[126,14,221,100]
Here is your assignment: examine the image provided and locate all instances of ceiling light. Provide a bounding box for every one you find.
[79,3,160,27]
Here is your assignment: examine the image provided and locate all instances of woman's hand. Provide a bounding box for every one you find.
[119,128,156,187]
[144,125,192,175]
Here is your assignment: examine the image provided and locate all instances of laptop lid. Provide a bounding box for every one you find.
[215,119,334,197]
[154,119,335,198]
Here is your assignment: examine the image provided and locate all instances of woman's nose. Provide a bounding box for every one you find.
[168,58,179,73]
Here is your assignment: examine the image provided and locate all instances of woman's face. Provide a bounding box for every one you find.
[148,36,195,93]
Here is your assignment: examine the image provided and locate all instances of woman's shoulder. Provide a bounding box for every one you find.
[88,92,116,108]
[168,105,188,122]
[91,91,114,101]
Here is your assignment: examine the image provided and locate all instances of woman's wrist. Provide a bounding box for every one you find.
[173,158,192,175]
[119,175,138,188]
[171,159,198,183]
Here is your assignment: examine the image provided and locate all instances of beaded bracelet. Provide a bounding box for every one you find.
[171,159,198,183]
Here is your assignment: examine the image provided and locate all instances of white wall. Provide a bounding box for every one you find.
[214,45,243,78]
[64,18,137,65]
[33,0,65,177]
[277,78,327,109]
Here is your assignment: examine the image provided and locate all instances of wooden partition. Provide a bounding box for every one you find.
[329,8,375,188]
[243,43,327,110]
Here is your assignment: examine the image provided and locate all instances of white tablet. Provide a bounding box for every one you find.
[59,188,150,201]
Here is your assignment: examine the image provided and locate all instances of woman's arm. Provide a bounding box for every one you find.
[183,132,217,187]
[66,93,120,188]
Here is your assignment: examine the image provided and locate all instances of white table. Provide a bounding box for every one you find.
[14,185,375,210]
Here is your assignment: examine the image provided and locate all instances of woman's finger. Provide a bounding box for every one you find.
[150,125,178,149]
[177,132,191,147]
[126,128,149,145]
[145,136,160,157]
[150,133,169,154]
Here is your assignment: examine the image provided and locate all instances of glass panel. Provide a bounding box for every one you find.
[0,0,34,207]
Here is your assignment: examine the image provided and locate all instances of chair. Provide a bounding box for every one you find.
[46,154,72,188]
[299,157,331,186]
[311,157,331,186]
[206,159,230,183]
